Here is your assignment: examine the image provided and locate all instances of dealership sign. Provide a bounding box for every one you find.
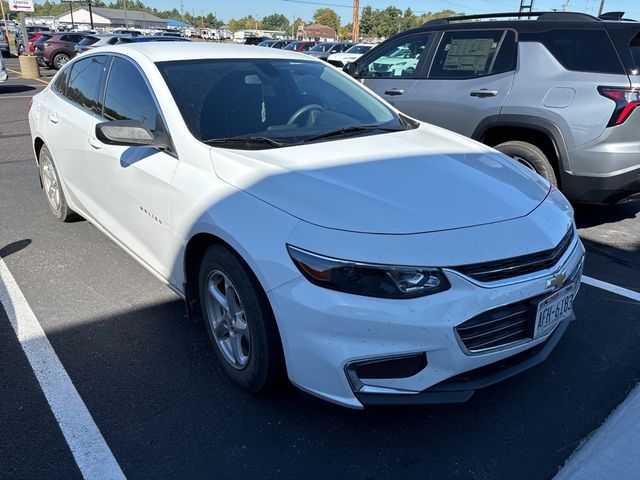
[9,0,35,12]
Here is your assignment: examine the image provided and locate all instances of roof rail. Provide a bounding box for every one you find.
[422,11,600,25]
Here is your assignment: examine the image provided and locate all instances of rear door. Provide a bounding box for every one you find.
[43,55,108,211]
[359,32,435,116]
[410,29,517,136]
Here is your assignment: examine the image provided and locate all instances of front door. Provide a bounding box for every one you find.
[85,55,179,278]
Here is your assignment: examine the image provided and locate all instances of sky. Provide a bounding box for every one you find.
[143,0,640,22]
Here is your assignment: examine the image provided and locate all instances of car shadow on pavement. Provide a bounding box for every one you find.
[574,199,640,229]
[0,85,37,94]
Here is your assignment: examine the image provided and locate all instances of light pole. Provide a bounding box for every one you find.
[598,0,605,16]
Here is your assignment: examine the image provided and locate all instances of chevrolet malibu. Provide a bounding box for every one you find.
[28,43,584,408]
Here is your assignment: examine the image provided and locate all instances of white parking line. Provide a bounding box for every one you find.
[582,275,640,302]
[0,257,125,480]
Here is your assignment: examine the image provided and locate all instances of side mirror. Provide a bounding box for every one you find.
[95,120,170,149]
[343,61,359,78]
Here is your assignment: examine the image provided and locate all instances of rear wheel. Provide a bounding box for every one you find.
[494,140,558,186]
[52,52,70,69]
[198,245,285,392]
[38,145,77,222]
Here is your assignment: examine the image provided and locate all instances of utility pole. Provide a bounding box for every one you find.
[87,0,94,29]
[180,0,184,18]
[518,0,535,13]
[597,0,605,16]
[123,0,128,28]
[352,0,359,42]
[561,0,571,12]
[69,2,75,29]
[0,0,10,47]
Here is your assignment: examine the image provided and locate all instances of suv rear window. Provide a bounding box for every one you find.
[539,29,624,74]
[78,36,99,46]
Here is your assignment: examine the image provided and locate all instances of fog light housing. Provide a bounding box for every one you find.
[345,353,428,392]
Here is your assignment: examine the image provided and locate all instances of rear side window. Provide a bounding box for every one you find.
[103,57,161,133]
[65,55,108,114]
[629,33,640,72]
[540,29,624,74]
[359,33,432,79]
[78,36,99,46]
[429,30,515,79]
[52,67,70,96]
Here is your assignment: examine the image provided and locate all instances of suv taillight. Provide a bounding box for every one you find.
[598,86,640,127]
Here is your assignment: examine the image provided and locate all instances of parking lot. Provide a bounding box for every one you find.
[1,55,639,479]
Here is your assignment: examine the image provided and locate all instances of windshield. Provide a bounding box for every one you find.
[310,43,333,52]
[283,42,298,50]
[346,45,372,54]
[157,59,407,148]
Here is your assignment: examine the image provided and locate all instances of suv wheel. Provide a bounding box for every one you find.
[52,52,70,69]
[494,140,558,186]
[198,245,285,392]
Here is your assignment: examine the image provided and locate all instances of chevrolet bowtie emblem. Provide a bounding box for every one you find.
[547,271,568,290]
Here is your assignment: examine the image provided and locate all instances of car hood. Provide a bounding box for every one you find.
[209,125,551,234]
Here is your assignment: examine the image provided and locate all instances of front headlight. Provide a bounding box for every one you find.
[287,245,450,299]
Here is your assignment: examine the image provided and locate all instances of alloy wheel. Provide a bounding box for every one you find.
[204,270,251,369]
[41,155,61,211]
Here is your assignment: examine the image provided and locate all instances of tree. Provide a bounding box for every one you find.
[313,8,339,32]
[261,13,289,32]
[359,6,376,37]
[291,17,303,38]
[338,23,352,40]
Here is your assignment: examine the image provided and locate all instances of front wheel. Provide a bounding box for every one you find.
[494,140,558,187]
[198,245,285,392]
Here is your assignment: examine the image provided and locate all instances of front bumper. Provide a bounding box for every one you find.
[268,233,585,409]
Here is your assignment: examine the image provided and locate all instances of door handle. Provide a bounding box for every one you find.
[470,89,499,98]
[384,89,405,96]
[48,113,60,124]
[88,136,102,150]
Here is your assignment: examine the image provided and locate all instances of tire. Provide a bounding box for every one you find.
[494,140,558,186]
[52,52,70,69]
[38,145,78,222]
[198,244,285,392]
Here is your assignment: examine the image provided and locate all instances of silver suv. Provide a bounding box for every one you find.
[345,11,640,204]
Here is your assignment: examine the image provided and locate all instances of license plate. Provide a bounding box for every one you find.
[533,284,575,339]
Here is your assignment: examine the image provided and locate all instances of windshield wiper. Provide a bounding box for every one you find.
[203,136,291,149]
[299,125,406,144]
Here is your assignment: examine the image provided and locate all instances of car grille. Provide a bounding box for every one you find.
[455,296,539,352]
[452,227,575,283]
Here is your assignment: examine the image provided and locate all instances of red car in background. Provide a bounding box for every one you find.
[283,41,319,52]
[28,32,47,53]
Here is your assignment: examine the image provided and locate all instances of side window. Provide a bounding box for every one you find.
[52,67,70,96]
[103,57,162,133]
[540,29,624,74]
[429,30,513,79]
[65,55,108,114]
[359,34,432,79]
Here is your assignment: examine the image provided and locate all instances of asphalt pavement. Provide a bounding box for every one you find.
[1,57,639,479]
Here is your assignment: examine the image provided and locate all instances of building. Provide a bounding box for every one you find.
[297,23,337,42]
[56,7,167,30]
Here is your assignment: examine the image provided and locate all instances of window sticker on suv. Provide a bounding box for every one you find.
[442,38,496,72]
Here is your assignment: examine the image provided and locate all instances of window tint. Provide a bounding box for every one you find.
[78,36,99,46]
[429,30,513,79]
[103,57,161,132]
[628,33,640,73]
[359,34,431,79]
[540,29,623,74]
[66,55,108,114]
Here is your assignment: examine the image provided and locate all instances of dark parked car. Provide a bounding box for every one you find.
[283,41,319,52]
[1,32,9,57]
[35,32,86,69]
[117,36,190,44]
[244,36,270,45]
[304,42,352,61]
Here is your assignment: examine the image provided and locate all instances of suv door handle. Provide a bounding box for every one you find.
[48,113,60,124]
[384,89,405,96]
[88,136,102,150]
[470,89,499,98]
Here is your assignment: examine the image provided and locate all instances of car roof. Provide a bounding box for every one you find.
[99,42,323,62]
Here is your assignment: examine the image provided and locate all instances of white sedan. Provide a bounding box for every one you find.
[327,43,376,68]
[28,43,584,409]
